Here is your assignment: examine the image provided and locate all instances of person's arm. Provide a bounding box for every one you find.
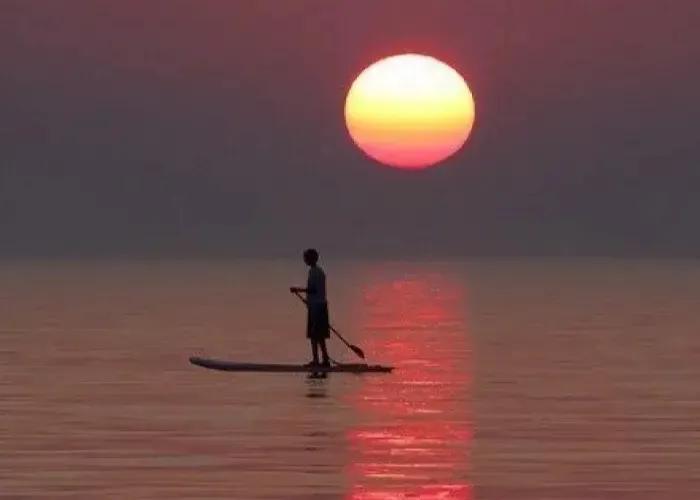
[306,268,319,294]
[290,285,318,293]
[291,269,317,294]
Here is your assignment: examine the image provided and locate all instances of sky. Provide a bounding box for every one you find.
[2,1,700,258]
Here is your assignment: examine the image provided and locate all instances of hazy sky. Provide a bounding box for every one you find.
[2,1,700,257]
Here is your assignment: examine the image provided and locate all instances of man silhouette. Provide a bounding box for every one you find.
[290,248,331,367]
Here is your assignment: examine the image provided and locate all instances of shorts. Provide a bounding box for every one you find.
[306,302,330,340]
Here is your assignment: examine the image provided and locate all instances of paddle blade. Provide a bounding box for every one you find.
[350,345,366,359]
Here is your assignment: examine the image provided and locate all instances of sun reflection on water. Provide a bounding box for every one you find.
[346,271,473,499]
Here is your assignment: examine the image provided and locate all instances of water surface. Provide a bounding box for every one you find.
[1,259,699,498]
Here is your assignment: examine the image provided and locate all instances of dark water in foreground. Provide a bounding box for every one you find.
[2,259,699,499]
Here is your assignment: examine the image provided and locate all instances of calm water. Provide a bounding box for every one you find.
[1,259,699,499]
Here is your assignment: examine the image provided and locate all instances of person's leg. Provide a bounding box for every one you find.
[317,303,330,366]
[310,339,320,364]
[307,304,317,364]
[319,339,330,365]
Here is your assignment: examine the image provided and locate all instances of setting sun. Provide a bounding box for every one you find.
[345,54,475,170]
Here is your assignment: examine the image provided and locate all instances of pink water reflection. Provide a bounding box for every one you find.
[346,271,473,499]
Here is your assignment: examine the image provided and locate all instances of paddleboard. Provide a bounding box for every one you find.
[189,356,393,373]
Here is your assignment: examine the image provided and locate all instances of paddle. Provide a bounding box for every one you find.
[293,291,366,360]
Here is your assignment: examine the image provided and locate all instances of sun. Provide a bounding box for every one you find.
[344,54,475,170]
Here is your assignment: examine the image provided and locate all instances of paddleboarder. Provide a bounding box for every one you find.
[290,248,331,367]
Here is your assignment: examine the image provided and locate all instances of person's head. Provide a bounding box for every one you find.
[303,248,319,266]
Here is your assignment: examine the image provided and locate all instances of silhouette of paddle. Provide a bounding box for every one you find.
[293,291,366,360]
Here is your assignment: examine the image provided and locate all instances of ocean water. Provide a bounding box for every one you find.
[1,258,699,499]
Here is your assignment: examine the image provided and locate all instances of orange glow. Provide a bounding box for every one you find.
[346,271,473,498]
[345,54,475,170]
